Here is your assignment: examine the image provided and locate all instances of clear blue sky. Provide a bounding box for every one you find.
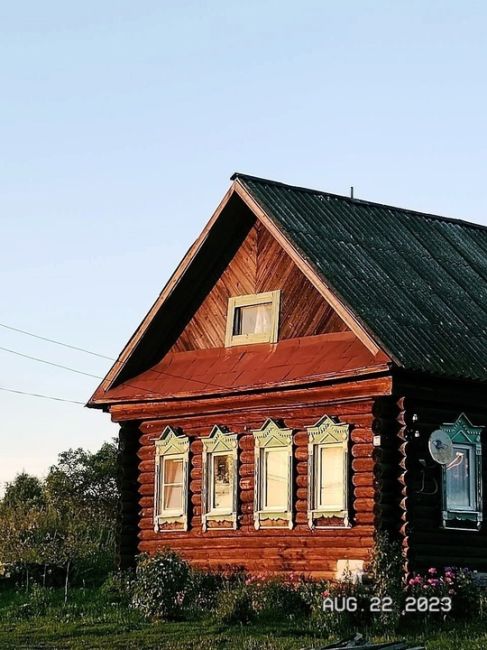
[1,1,486,488]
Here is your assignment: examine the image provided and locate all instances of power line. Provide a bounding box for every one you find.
[0,386,84,405]
[0,345,102,380]
[0,322,114,360]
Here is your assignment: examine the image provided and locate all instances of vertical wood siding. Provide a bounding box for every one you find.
[170,222,348,353]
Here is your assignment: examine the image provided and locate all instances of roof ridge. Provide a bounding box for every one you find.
[231,172,487,232]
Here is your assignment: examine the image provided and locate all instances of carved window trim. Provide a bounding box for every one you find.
[441,413,484,531]
[225,290,280,347]
[154,427,190,532]
[307,415,350,529]
[202,426,238,531]
[253,419,293,530]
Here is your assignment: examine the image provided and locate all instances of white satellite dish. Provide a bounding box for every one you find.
[428,429,455,465]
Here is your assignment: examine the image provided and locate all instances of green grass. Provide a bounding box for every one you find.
[0,587,486,649]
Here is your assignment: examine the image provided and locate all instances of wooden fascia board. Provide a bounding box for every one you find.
[87,183,237,405]
[109,372,393,422]
[233,180,386,359]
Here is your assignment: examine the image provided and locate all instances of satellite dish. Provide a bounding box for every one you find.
[428,430,455,465]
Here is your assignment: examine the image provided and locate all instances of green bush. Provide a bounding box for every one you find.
[132,550,191,621]
[249,576,309,620]
[213,583,255,625]
[100,570,134,606]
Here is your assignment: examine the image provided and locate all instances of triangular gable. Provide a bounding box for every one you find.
[88,178,382,406]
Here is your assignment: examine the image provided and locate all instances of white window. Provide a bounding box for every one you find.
[253,419,293,530]
[154,427,189,532]
[307,415,350,529]
[202,426,238,530]
[225,291,280,347]
[440,414,483,530]
[161,456,184,514]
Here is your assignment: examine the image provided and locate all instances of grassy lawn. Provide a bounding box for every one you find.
[0,587,486,649]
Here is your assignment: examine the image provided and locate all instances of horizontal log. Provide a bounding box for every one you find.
[293,431,309,446]
[354,486,374,499]
[239,477,253,491]
[350,429,373,443]
[138,459,155,473]
[295,500,308,513]
[240,451,254,464]
[240,489,254,504]
[240,502,253,514]
[110,376,392,422]
[296,462,308,475]
[296,475,308,488]
[239,464,254,477]
[294,447,308,462]
[351,443,373,458]
[239,435,254,451]
[189,480,202,493]
[296,487,307,500]
[352,458,374,472]
[191,494,201,506]
[190,467,202,481]
[191,439,203,453]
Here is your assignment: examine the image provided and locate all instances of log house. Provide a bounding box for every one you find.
[88,174,487,579]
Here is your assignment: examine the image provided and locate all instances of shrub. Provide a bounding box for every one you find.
[186,568,226,613]
[132,550,191,621]
[213,583,255,624]
[100,570,134,606]
[407,566,480,620]
[248,575,309,620]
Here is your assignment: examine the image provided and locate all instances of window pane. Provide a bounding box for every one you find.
[234,303,272,335]
[446,448,473,509]
[212,454,232,510]
[165,458,183,484]
[264,449,288,509]
[163,485,183,511]
[319,446,345,509]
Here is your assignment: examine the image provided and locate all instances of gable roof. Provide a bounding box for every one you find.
[233,173,487,382]
[88,173,487,407]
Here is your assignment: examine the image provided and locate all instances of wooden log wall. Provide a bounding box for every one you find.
[118,421,142,569]
[394,375,487,573]
[128,378,392,580]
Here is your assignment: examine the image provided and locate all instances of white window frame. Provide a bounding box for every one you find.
[253,419,293,530]
[202,426,238,531]
[225,290,280,347]
[307,415,350,529]
[160,454,186,517]
[154,427,189,532]
[440,413,483,531]
[445,444,477,514]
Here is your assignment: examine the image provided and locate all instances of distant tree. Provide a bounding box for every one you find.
[44,440,118,519]
[2,472,44,510]
[0,440,119,595]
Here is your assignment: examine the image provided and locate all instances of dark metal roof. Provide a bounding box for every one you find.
[233,173,487,382]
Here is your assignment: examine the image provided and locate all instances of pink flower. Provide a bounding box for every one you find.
[428,567,437,575]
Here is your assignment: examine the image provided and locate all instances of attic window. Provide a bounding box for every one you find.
[225,291,280,347]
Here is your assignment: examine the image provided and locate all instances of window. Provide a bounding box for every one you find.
[441,414,483,530]
[154,427,189,532]
[225,291,280,347]
[307,415,350,529]
[202,426,238,530]
[253,419,293,530]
